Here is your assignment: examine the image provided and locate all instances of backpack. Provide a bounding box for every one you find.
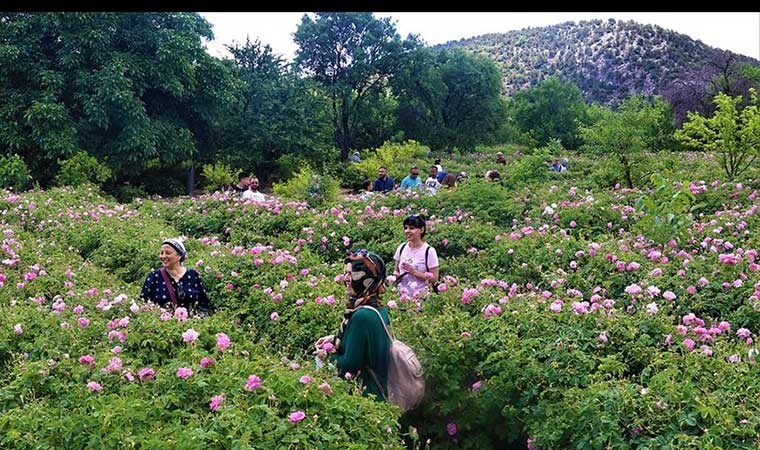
[361,306,425,412]
[398,242,441,293]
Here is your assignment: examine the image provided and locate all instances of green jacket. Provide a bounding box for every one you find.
[332,306,391,401]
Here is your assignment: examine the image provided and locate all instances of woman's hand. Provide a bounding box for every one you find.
[314,334,335,360]
[315,334,334,347]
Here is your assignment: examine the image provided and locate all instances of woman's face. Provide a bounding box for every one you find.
[342,262,357,297]
[404,225,424,241]
[160,244,181,268]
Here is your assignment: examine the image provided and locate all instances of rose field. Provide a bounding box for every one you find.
[1,148,759,449]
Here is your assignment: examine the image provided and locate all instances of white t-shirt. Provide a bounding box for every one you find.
[424,177,441,193]
[394,242,439,299]
[242,190,266,202]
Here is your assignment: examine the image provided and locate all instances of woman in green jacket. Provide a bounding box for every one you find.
[315,249,391,401]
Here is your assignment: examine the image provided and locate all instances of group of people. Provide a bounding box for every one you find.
[227,173,266,201]
[363,158,460,196]
[140,214,440,405]
[549,158,570,172]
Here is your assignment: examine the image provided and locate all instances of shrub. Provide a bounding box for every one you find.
[0,153,33,191]
[55,151,112,187]
[273,167,340,207]
[202,162,240,192]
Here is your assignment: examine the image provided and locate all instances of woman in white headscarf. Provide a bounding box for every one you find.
[140,238,210,314]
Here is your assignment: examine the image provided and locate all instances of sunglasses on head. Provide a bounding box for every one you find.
[344,248,378,276]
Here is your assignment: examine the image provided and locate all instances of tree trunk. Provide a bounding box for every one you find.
[620,154,633,189]
[187,163,195,196]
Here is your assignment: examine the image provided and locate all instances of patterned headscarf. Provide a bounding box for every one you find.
[334,250,386,351]
[162,238,187,263]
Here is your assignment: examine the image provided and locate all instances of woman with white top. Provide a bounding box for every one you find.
[392,214,439,300]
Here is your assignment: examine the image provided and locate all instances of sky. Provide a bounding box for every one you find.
[200,12,760,62]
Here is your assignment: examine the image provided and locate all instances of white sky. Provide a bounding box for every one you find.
[201,12,760,62]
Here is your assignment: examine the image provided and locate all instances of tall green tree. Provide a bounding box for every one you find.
[0,12,235,189]
[293,13,415,160]
[393,48,506,151]
[580,95,675,188]
[214,39,334,183]
[675,89,759,180]
[509,76,589,149]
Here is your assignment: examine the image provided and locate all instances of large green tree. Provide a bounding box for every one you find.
[214,39,334,183]
[0,12,235,189]
[393,47,506,151]
[509,76,589,149]
[293,13,415,160]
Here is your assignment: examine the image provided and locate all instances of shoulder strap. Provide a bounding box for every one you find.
[159,268,179,307]
[424,245,430,272]
[399,242,407,256]
[360,306,394,341]
[360,306,392,402]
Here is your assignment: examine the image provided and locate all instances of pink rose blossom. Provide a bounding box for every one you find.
[174,307,188,322]
[79,355,95,367]
[318,382,333,394]
[200,357,215,369]
[87,381,102,392]
[209,393,225,412]
[244,375,261,391]
[216,333,231,352]
[288,410,306,423]
[138,367,155,381]
[182,328,199,343]
[177,367,194,379]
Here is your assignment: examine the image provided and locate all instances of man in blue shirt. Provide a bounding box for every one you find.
[373,166,395,193]
[399,166,423,190]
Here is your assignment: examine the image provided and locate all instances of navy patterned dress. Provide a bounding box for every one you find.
[140,268,210,312]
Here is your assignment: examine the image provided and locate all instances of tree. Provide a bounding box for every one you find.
[580,95,674,188]
[675,89,759,180]
[213,39,334,183]
[294,13,414,160]
[509,76,589,149]
[393,48,506,151]
[0,12,235,191]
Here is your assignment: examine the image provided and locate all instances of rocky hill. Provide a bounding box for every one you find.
[437,18,760,106]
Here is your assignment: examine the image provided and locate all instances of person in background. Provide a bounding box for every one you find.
[496,151,507,165]
[233,173,249,196]
[424,165,442,194]
[350,151,362,163]
[399,165,423,190]
[373,166,395,193]
[434,157,443,174]
[140,238,210,315]
[549,159,562,172]
[392,214,439,300]
[314,249,391,401]
[440,172,457,189]
[485,169,501,182]
[559,158,569,172]
[242,176,266,202]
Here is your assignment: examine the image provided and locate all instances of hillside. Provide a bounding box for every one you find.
[437,18,760,105]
